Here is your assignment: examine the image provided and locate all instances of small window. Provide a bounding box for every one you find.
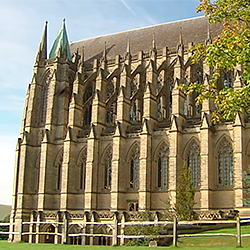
[128,202,139,211]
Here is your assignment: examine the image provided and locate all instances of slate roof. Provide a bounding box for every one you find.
[70,16,222,63]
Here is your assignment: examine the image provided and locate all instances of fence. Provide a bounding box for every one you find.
[1,218,250,247]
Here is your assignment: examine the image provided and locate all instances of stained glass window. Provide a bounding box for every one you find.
[157,98,162,119]
[106,79,115,100]
[130,101,137,121]
[104,147,112,189]
[157,145,169,189]
[106,103,115,124]
[218,140,234,187]
[130,146,140,190]
[131,74,139,97]
[223,71,233,88]
[83,84,93,127]
[40,72,51,124]
[57,157,63,190]
[187,143,200,187]
[79,151,87,190]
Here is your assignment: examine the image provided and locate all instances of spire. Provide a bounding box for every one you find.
[177,27,184,57]
[150,33,157,61]
[125,38,131,64]
[205,22,212,45]
[100,42,107,69]
[35,21,48,63]
[152,33,156,51]
[49,19,72,61]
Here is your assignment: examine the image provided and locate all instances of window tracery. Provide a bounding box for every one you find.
[104,147,113,189]
[106,103,115,124]
[79,150,87,190]
[106,79,115,100]
[223,71,233,88]
[187,142,201,187]
[157,145,169,189]
[83,84,94,127]
[218,140,234,187]
[130,99,140,122]
[130,74,140,97]
[57,157,63,191]
[130,145,140,190]
[40,72,52,125]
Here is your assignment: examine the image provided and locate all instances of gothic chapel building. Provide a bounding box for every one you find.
[10,17,250,243]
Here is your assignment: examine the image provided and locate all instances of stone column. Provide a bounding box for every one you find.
[200,113,212,210]
[233,113,244,209]
[139,120,152,210]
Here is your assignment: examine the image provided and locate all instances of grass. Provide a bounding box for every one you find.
[1,226,250,249]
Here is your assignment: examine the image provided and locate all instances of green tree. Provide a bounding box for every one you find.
[180,0,250,123]
[174,162,196,221]
[243,166,250,206]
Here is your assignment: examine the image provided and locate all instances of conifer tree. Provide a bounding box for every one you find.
[174,162,196,221]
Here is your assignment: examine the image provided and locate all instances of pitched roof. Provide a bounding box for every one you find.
[70,16,222,63]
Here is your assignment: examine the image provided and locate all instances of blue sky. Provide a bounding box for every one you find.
[0,0,202,205]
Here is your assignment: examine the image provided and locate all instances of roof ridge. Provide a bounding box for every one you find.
[70,15,205,45]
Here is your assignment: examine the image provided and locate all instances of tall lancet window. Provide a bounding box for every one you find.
[157,71,166,120]
[130,145,140,190]
[104,147,113,189]
[187,142,201,187]
[40,72,51,125]
[79,149,87,190]
[106,103,115,124]
[130,74,140,97]
[83,84,93,127]
[106,79,115,100]
[223,70,233,88]
[130,101,137,121]
[168,80,174,118]
[57,156,63,191]
[218,140,234,187]
[157,145,169,189]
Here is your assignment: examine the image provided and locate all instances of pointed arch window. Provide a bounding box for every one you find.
[130,99,140,122]
[79,150,87,190]
[157,98,162,119]
[106,103,115,124]
[106,79,115,100]
[131,74,140,97]
[40,72,52,125]
[218,140,234,187]
[223,71,233,88]
[57,157,63,191]
[130,145,140,190]
[104,147,113,189]
[157,145,169,189]
[83,84,93,127]
[168,80,174,118]
[187,142,201,187]
[157,71,164,94]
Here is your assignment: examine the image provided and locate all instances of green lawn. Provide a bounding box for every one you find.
[1,226,250,249]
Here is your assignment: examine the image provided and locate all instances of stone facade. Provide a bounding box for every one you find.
[9,16,250,244]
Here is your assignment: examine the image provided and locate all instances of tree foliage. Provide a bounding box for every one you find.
[243,166,250,206]
[180,0,250,123]
[174,163,196,221]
